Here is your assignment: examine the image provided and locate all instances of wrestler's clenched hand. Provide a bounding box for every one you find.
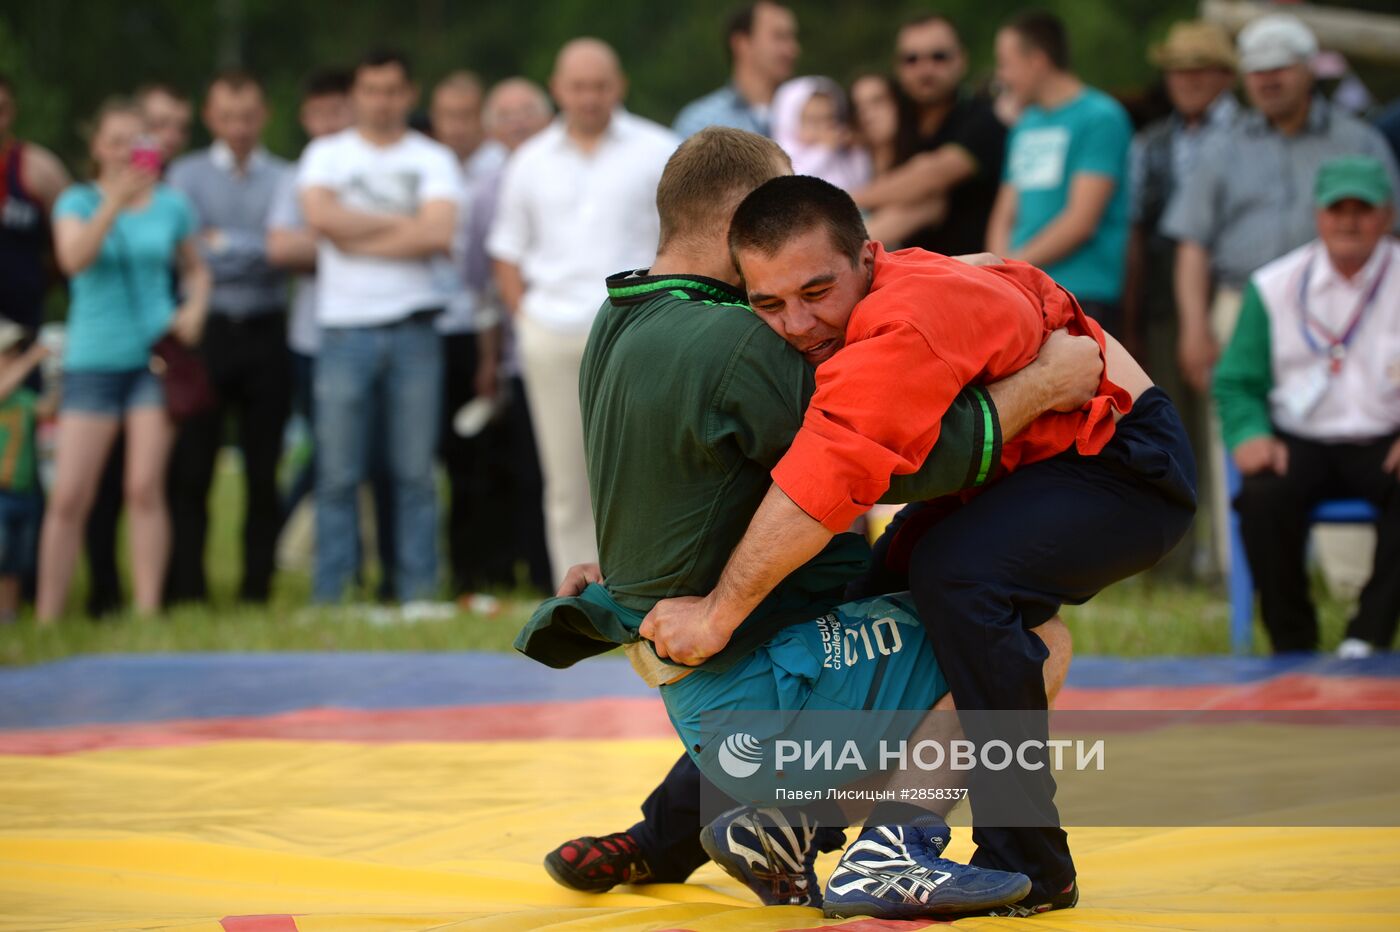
[556,563,604,597]
[640,596,733,666]
[1036,328,1104,412]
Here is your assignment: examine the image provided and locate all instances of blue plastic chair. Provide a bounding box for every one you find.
[1225,454,1380,654]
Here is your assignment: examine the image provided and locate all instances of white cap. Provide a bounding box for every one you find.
[1237,14,1318,73]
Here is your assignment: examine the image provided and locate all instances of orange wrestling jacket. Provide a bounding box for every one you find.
[772,244,1132,532]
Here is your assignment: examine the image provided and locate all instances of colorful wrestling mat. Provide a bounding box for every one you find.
[3,650,1399,931]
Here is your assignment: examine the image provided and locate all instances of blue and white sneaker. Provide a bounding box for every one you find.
[699,806,845,907]
[822,824,1032,919]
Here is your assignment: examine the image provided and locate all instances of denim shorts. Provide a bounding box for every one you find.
[61,367,165,416]
[0,491,41,576]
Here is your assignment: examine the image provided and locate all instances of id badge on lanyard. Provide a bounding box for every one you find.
[1292,247,1392,418]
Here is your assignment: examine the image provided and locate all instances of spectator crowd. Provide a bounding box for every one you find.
[0,3,1397,656]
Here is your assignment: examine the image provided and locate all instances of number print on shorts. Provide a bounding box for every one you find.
[822,616,904,670]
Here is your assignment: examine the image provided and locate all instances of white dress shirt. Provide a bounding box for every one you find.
[1253,236,1400,442]
[487,110,678,334]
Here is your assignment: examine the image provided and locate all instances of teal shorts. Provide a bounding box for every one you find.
[660,592,949,762]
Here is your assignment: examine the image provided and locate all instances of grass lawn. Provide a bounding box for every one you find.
[0,458,1361,666]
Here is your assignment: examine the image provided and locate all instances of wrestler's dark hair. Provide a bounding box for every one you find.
[302,69,353,101]
[728,175,868,270]
[724,2,790,64]
[899,13,963,48]
[357,48,413,83]
[1004,10,1070,71]
[207,67,264,98]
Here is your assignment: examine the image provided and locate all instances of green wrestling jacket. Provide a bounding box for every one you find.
[515,271,1002,679]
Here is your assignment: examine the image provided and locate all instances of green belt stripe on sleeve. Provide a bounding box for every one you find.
[973,386,995,486]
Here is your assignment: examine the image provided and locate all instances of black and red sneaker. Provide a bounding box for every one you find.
[544,831,655,893]
[980,879,1079,917]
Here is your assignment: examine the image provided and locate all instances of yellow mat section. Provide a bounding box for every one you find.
[1,738,1398,931]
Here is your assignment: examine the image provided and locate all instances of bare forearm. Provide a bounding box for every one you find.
[855,158,934,210]
[0,349,47,400]
[1173,241,1211,327]
[1010,211,1092,268]
[985,367,1053,439]
[266,228,319,272]
[493,261,525,316]
[986,198,1013,255]
[343,219,449,259]
[55,201,123,276]
[303,191,401,242]
[866,198,946,248]
[708,484,834,631]
[179,259,212,317]
[477,323,501,368]
[856,148,972,210]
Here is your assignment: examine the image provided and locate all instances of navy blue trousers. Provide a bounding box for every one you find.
[884,387,1196,898]
[634,389,1193,892]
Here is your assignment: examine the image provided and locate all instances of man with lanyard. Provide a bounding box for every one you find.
[1214,156,1400,657]
[523,127,1104,912]
[0,73,70,330]
[1161,14,1400,580]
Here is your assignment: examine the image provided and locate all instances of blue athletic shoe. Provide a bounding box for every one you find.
[699,806,845,907]
[822,824,1032,919]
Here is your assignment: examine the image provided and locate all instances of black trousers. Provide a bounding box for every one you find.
[1078,300,1123,343]
[441,333,510,593]
[628,752,711,882]
[440,333,550,594]
[1235,432,1400,653]
[630,750,845,881]
[167,311,292,604]
[876,388,1195,899]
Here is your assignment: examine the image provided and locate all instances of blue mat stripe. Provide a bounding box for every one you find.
[2,652,1397,730]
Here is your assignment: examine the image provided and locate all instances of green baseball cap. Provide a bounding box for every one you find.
[1315,156,1393,208]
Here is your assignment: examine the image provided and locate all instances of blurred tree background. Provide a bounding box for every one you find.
[2,0,1398,169]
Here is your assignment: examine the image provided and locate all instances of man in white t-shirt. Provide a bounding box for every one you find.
[298,49,465,604]
[267,68,395,593]
[488,38,678,585]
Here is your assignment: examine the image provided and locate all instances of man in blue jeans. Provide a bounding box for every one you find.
[298,49,465,603]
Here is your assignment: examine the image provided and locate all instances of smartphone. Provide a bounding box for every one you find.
[130,136,162,173]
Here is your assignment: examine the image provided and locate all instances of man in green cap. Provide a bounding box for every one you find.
[1215,155,1400,658]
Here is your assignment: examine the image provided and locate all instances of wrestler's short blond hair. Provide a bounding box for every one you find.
[655,127,792,252]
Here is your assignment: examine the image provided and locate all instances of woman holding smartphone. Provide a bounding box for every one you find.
[37,98,209,622]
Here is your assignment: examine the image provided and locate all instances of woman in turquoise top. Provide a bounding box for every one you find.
[37,99,209,623]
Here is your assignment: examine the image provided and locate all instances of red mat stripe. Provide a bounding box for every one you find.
[220,917,299,932]
[2,676,1398,756]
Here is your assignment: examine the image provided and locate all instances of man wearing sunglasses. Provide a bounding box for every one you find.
[852,14,1007,257]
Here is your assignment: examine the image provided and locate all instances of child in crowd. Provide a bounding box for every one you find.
[0,322,49,621]
[771,76,871,193]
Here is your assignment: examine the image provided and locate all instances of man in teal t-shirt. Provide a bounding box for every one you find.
[988,10,1132,334]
